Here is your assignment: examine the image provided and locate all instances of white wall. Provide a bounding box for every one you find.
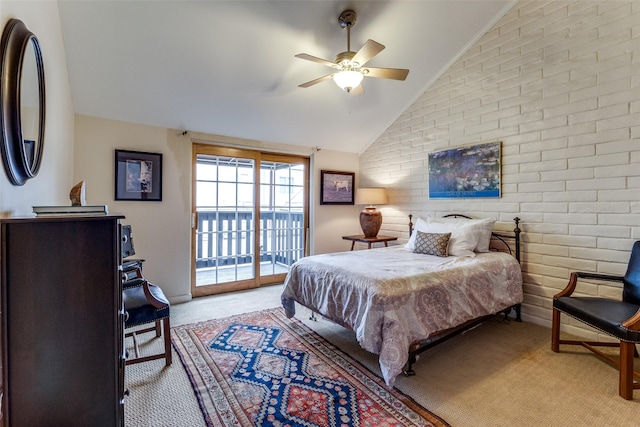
[0,1,75,216]
[310,149,361,254]
[74,115,193,302]
[359,0,640,340]
[73,117,360,302]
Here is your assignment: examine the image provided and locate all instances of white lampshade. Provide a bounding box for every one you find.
[355,188,388,206]
[333,70,364,92]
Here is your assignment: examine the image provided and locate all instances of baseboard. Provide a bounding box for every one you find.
[168,293,192,305]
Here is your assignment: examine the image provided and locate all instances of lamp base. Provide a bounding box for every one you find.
[360,207,382,238]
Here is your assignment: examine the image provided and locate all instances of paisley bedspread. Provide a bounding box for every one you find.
[281,246,523,386]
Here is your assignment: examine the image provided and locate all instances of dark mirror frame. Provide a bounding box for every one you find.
[0,19,46,186]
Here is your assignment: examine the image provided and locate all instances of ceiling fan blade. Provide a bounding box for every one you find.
[351,39,385,66]
[364,67,409,81]
[295,53,336,69]
[298,74,333,88]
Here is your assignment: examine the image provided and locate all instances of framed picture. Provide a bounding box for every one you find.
[320,170,355,205]
[428,141,501,199]
[115,149,162,201]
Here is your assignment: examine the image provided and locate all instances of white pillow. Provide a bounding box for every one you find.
[405,217,427,251]
[424,220,481,257]
[473,218,496,252]
[427,216,496,253]
[406,217,483,257]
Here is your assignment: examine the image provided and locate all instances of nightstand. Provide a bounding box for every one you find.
[342,235,398,250]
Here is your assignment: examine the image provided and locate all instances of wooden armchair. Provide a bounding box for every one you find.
[122,266,172,366]
[551,241,640,399]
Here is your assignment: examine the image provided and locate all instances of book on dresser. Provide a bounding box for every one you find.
[32,204,109,215]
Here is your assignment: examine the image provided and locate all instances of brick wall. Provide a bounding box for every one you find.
[359,0,640,336]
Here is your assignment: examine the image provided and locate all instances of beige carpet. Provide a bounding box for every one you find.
[124,285,640,426]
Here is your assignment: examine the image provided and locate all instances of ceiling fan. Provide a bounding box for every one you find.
[295,9,409,95]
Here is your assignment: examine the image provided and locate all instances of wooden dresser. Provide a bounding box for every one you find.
[0,214,125,427]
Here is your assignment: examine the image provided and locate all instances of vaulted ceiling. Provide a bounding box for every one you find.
[58,1,513,153]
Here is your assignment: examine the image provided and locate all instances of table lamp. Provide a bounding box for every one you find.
[355,187,388,238]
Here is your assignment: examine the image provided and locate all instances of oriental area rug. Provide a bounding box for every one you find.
[171,307,449,427]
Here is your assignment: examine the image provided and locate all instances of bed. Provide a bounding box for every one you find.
[281,215,523,386]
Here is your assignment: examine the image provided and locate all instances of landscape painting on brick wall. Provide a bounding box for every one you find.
[428,141,501,198]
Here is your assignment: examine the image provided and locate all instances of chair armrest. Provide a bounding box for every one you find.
[554,271,625,298]
[121,266,166,309]
[140,280,167,309]
[574,272,625,281]
[622,307,640,332]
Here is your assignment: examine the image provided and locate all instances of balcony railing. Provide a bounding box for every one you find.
[195,210,304,270]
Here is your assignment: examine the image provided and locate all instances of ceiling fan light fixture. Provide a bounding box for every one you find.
[333,70,363,92]
[295,9,408,92]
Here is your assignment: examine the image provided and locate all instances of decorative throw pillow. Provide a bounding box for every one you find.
[413,231,451,257]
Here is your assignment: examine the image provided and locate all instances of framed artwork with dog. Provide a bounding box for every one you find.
[320,170,354,205]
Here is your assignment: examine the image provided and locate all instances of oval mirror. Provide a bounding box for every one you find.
[0,19,46,186]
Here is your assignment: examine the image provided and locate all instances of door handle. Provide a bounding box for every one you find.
[192,212,199,230]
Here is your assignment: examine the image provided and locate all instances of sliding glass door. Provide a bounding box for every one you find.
[193,152,256,293]
[259,158,306,278]
[192,144,308,297]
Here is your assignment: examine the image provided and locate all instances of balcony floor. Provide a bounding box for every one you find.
[195,261,290,286]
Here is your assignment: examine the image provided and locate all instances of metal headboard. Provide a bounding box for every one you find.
[408,214,522,263]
